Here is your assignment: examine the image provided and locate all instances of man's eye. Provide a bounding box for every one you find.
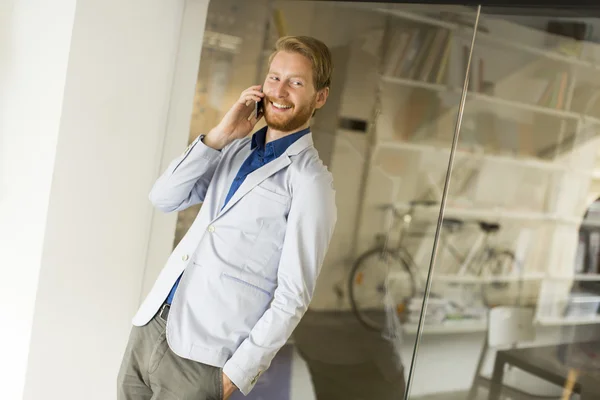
[292,81,302,86]
[270,76,279,81]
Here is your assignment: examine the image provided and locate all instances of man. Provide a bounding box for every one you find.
[117,35,337,400]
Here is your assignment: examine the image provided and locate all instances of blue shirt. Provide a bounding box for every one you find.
[165,126,310,304]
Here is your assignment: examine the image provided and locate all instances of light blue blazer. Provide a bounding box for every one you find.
[132,132,337,395]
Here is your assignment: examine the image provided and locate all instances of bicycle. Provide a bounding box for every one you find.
[348,200,520,333]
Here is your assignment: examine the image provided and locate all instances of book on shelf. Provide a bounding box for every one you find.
[517,122,535,156]
[408,29,436,79]
[419,29,448,81]
[462,44,486,93]
[545,20,590,58]
[587,231,600,275]
[435,32,452,84]
[383,29,410,77]
[536,70,573,110]
[383,24,452,85]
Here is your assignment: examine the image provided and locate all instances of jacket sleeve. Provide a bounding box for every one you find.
[148,135,223,213]
[222,173,337,395]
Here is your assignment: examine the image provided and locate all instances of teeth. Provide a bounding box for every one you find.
[272,102,292,109]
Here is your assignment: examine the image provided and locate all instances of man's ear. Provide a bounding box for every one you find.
[315,87,329,110]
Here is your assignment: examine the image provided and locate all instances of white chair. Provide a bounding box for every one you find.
[467,306,571,400]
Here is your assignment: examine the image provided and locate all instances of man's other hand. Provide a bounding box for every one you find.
[222,372,238,399]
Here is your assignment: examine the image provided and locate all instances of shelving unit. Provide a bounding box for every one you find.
[381,74,600,124]
[369,5,598,70]
[341,4,600,334]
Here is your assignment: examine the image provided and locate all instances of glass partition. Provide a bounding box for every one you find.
[409,6,600,400]
[289,5,477,400]
[169,1,478,399]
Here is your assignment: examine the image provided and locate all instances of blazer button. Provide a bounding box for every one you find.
[182,254,189,261]
[207,225,215,233]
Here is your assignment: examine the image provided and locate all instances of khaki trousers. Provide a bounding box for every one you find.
[117,311,223,400]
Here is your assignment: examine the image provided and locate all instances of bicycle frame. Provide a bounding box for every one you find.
[377,201,507,281]
[457,231,489,276]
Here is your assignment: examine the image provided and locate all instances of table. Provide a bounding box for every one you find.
[488,341,600,400]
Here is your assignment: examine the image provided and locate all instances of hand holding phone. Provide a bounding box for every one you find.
[204,85,264,150]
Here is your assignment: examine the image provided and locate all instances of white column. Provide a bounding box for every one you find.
[0,2,77,399]
[0,1,210,399]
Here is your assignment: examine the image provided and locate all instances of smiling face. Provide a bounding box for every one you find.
[262,51,328,136]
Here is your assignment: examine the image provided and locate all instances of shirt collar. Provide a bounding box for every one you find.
[251,126,311,158]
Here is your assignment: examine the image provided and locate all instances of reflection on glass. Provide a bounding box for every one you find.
[409,7,600,400]
[170,1,510,400]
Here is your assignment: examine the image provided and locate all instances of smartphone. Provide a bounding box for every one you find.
[255,89,264,119]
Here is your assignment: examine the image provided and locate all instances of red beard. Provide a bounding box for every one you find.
[263,95,316,132]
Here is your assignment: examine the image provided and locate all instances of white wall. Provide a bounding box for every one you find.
[141,0,211,300]
[0,1,76,399]
[0,0,210,399]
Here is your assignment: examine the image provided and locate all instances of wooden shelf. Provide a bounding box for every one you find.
[380,75,447,92]
[391,201,581,224]
[402,314,600,334]
[376,8,458,31]
[409,273,600,284]
[536,315,600,326]
[366,6,599,70]
[547,274,600,282]
[472,30,597,70]
[403,319,487,334]
[381,75,600,125]
[466,91,583,120]
[425,273,546,284]
[581,220,600,229]
[374,139,567,172]
[390,272,600,284]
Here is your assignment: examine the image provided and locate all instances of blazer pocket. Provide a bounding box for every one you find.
[252,185,290,206]
[221,272,271,297]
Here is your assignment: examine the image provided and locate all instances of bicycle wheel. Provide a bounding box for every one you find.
[348,247,416,332]
[479,250,518,306]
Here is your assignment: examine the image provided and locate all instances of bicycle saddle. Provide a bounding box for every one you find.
[442,218,464,229]
[478,221,501,233]
[409,200,438,207]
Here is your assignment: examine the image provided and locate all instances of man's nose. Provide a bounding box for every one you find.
[272,81,288,98]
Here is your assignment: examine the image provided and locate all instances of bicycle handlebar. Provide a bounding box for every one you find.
[376,202,502,232]
[409,200,439,207]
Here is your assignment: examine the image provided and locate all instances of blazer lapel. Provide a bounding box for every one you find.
[217,154,291,217]
[216,133,314,217]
